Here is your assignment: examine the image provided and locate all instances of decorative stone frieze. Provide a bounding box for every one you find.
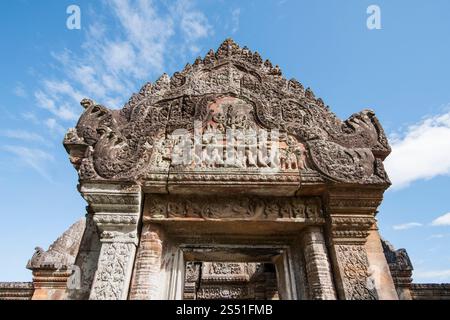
[324,188,383,300]
[144,194,323,222]
[63,39,390,194]
[0,282,34,300]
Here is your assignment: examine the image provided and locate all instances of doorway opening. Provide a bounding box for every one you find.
[183,262,279,300]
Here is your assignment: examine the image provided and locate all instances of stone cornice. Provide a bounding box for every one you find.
[0,282,34,300]
[80,182,142,244]
[325,186,385,215]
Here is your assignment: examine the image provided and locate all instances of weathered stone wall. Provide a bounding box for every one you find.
[411,284,450,300]
[27,219,85,300]
[365,224,398,299]
[0,282,33,300]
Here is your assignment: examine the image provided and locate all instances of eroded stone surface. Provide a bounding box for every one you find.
[63,39,390,190]
[4,39,446,301]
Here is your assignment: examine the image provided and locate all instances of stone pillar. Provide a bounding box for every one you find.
[301,227,337,300]
[80,182,142,300]
[365,223,398,299]
[325,188,393,300]
[129,223,165,300]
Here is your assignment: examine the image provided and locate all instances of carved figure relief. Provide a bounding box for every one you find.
[63,39,391,185]
[144,195,323,221]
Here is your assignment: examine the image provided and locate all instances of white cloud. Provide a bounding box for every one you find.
[42,80,84,104]
[428,234,449,239]
[13,83,27,98]
[231,8,241,34]
[2,145,54,181]
[431,212,450,226]
[22,112,40,124]
[392,222,423,230]
[174,0,212,42]
[385,110,450,189]
[1,130,45,143]
[414,269,450,281]
[180,10,211,41]
[32,0,212,118]
[45,118,66,136]
[34,91,78,121]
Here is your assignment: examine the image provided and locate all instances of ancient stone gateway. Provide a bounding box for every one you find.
[58,39,399,300]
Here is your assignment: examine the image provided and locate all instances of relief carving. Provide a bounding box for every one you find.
[64,39,390,186]
[90,242,134,300]
[144,195,323,221]
[184,262,278,300]
[336,245,377,300]
[196,286,250,300]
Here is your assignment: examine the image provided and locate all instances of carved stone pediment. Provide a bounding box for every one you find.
[64,39,391,189]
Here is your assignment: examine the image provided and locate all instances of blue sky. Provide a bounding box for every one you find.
[0,0,449,283]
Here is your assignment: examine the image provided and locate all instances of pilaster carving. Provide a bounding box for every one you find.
[80,183,141,300]
[325,188,381,300]
[334,245,377,300]
[302,227,336,300]
[90,242,136,300]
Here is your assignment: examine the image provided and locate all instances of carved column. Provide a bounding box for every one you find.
[301,227,337,300]
[80,182,141,300]
[325,188,383,300]
[129,223,165,300]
